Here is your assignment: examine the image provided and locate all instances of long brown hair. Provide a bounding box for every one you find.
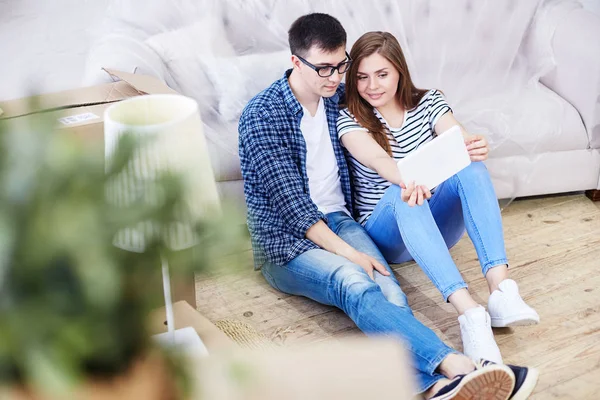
[345,31,427,155]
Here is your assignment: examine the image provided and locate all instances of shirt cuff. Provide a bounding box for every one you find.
[291,210,325,239]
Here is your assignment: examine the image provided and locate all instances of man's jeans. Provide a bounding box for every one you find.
[364,162,509,301]
[262,211,457,393]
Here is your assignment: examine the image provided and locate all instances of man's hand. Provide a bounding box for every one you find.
[306,220,391,281]
[465,135,489,162]
[400,181,432,206]
[338,248,390,280]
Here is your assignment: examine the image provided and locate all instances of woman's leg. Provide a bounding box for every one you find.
[364,182,503,363]
[364,184,469,304]
[434,162,509,292]
[440,162,539,327]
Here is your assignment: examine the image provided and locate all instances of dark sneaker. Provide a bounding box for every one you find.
[476,360,539,399]
[430,363,515,399]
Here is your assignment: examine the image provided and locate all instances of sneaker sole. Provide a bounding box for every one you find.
[510,367,539,400]
[436,365,515,400]
[490,313,540,328]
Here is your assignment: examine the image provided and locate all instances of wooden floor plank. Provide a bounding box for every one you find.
[195,194,600,398]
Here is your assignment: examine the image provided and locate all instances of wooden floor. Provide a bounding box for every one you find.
[195,194,600,399]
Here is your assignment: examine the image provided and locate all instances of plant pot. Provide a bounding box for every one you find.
[1,353,179,400]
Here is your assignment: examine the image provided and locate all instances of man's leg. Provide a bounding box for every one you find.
[326,212,411,309]
[262,215,457,393]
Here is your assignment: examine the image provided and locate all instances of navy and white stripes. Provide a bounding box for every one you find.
[337,89,452,225]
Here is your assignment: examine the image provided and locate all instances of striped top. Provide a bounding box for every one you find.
[337,89,451,225]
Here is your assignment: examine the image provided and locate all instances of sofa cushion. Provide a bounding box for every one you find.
[201,50,291,122]
[145,17,245,183]
[396,0,542,93]
[146,17,235,113]
[103,0,225,40]
[455,82,588,158]
[204,120,242,182]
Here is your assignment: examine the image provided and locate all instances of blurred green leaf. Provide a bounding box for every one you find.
[0,104,248,395]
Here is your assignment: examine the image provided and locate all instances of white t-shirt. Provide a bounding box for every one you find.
[301,98,349,216]
[336,89,452,225]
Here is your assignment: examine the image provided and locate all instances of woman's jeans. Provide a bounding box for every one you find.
[262,211,457,393]
[364,162,508,301]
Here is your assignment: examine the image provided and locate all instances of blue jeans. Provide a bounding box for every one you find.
[262,211,457,393]
[364,162,508,302]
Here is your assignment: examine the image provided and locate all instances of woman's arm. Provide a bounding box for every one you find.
[340,130,404,186]
[435,112,490,162]
[340,130,429,206]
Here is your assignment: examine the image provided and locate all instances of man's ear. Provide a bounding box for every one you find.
[291,55,302,70]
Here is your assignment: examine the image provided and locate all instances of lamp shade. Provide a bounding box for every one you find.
[104,94,220,252]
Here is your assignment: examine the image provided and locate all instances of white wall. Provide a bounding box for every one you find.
[0,0,108,101]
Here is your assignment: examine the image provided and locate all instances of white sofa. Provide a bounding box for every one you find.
[83,0,600,209]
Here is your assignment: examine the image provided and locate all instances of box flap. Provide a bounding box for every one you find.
[0,69,178,121]
[103,68,178,95]
[0,80,139,120]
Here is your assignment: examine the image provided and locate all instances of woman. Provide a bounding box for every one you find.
[337,31,539,363]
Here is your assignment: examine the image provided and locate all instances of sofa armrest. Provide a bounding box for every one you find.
[539,8,600,148]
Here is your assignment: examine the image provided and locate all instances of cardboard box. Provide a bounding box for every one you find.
[149,301,235,353]
[0,68,178,143]
[149,302,417,399]
[0,69,197,306]
[191,337,417,399]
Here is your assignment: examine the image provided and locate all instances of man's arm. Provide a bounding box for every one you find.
[305,220,390,280]
[240,112,323,239]
[240,112,389,279]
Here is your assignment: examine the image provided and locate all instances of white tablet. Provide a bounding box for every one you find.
[396,125,471,190]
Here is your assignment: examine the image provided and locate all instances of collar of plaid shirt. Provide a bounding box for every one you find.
[239,69,353,269]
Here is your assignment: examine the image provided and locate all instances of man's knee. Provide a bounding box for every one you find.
[331,265,413,314]
[331,264,378,302]
[385,290,411,310]
[377,277,411,309]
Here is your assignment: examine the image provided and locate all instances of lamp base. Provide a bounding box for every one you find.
[152,326,209,357]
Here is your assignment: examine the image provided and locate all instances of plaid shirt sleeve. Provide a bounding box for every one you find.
[240,111,325,239]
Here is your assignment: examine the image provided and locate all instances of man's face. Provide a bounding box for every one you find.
[293,46,348,98]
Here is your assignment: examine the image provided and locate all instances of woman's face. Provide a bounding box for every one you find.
[355,52,400,109]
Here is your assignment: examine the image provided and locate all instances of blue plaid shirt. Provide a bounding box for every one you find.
[238,70,353,269]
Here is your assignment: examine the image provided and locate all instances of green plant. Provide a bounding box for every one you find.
[0,109,247,395]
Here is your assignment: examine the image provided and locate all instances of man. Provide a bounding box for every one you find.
[238,13,537,399]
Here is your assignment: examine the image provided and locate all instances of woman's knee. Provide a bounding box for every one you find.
[381,184,403,207]
[458,161,489,181]
[383,184,431,213]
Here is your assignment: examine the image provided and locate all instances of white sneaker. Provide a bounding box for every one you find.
[488,279,540,328]
[458,306,503,364]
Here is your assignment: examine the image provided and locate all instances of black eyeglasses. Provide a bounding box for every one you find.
[295,52,352,77]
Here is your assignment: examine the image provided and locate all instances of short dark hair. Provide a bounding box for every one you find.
[288,13,347,57]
